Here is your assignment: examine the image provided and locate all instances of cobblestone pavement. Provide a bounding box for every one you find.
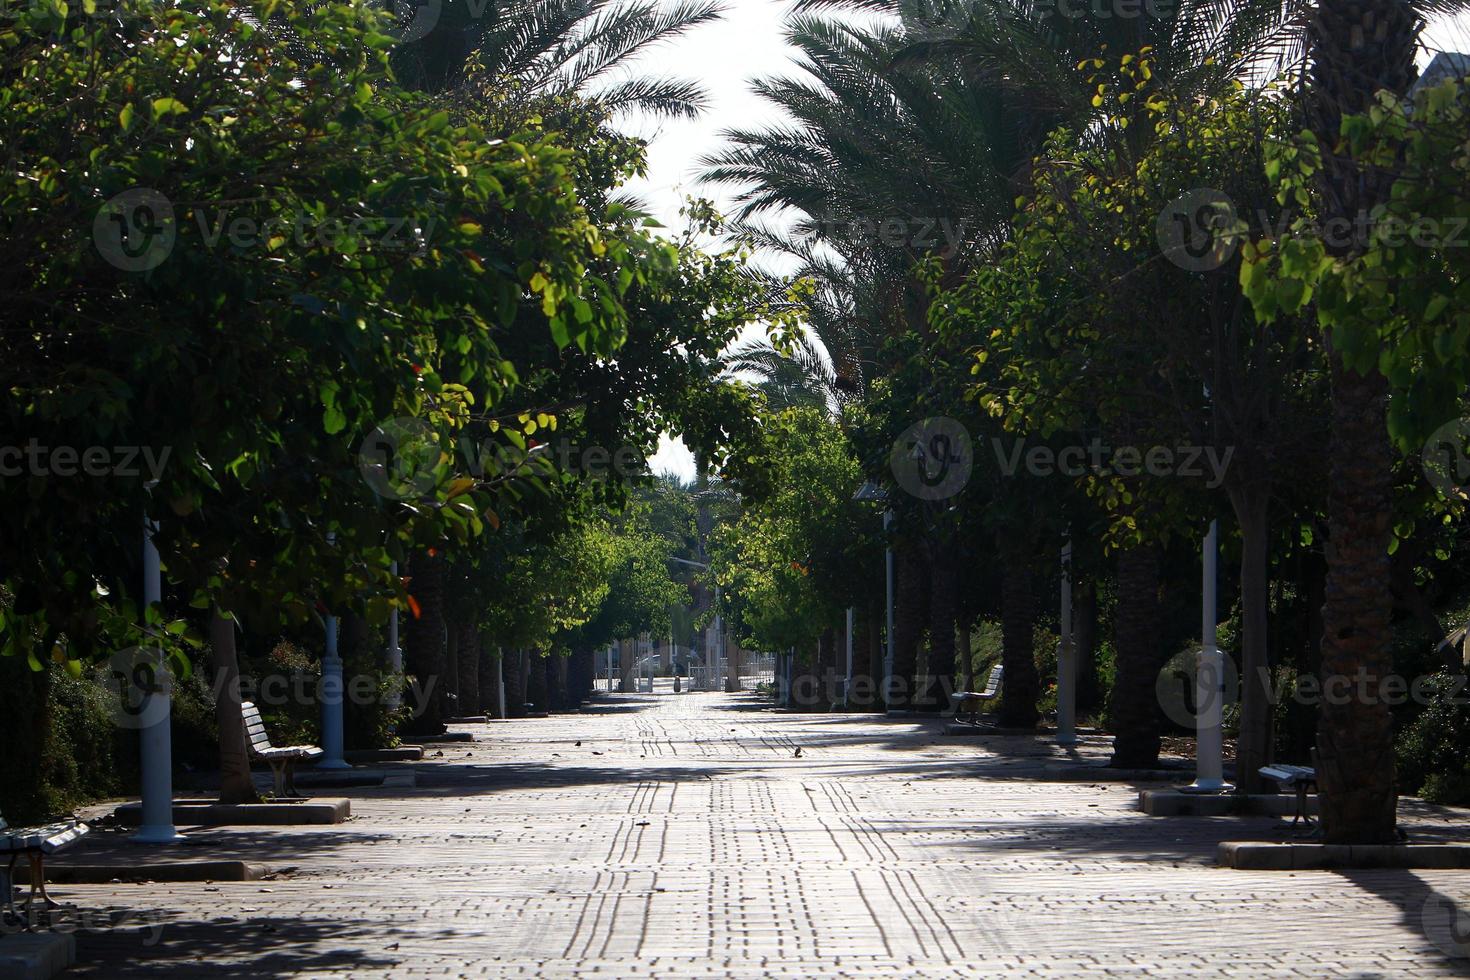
[64,686,1470,977]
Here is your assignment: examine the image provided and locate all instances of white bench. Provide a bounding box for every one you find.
[243,700,323,798]
[1,812,89,921]
[1259,764,1317,826]
[949,665,1004,725]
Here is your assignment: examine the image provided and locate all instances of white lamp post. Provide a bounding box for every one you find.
[134,516,182,844]
[1186,520,1232,792]
[1056,541,1079,746]
[318,534,349,769]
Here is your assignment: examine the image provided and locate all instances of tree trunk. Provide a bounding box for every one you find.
[725,639,742,693]
[1305,0,1419,845]
[442,616,461,718]
[210,607,260,805]
[456,620,479,716]
[958,622,973,695]
[1230,488,1275,793]
[921,548,958,712]
[1075,580,1101,715]
[1316,362,1399,841]
[866,604,884,710]
[999,560,1040,729]
[1108,544,1165,768]
[504,648,527,718]
[402,551,447,735]
[891,539,927,710]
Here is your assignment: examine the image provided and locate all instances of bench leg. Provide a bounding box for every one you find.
[269,760,289,798]
[24,852,59,914]
[1,854,17,924]
[1293,783,1314,827]
[282,761,303,799]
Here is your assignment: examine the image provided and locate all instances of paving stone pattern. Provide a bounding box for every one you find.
[62,686,1470,977]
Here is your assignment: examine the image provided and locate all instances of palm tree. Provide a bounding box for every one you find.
[721,333,843,412]
[390,0,723,117]
[1303,0,1422,844]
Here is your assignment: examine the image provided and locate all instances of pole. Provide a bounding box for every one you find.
[135,516,182,844]
[883,508,895,714]
[1056,541,1079,746]
[844,606,855,709]
[318,533,349,769]
[714,582,724,693]
[386,560,402,711]
[497,647,508,719]
[1187,520,1231,792]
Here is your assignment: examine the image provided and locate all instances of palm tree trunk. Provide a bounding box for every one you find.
[210,607,260,805]
[892,539,926,710]
[725,638,743,693]
[1230,486,1275,793]
[1317,362,1399,840]
[1075,580,1101,715]
[403,551,447,734]
[456,621,480,716]
[443,615,461,718]
[1305,0,1420,843]
[1108,543,1165,767]
[999,560,1040,729]
[922,548,958,712]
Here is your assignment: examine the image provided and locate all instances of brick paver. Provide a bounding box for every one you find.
[58,686,1470,977]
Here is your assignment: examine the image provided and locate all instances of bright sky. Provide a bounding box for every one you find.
[622,2,1470,483]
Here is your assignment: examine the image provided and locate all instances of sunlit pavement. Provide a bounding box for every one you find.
[67,686,1470,977]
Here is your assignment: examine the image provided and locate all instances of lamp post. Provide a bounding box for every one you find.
[318,532,349,770]
[1056,541,1079,746]
[852,482,894,713]
[135,515,182,844]
[1185,520,1233,792]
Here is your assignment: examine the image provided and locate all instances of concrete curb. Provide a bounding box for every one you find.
[343,747,423,763]
[1141,790,1316,818]
[114,798,350,826]
[401,732,476,744]
[0,932,75,979]
[1219,841,1470,870]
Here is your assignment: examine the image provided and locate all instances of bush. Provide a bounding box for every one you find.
[1396,671,1470,805]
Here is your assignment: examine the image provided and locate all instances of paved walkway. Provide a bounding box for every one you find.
[63,687,1470,977]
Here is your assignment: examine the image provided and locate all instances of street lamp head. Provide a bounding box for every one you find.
[852,480,888,503]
